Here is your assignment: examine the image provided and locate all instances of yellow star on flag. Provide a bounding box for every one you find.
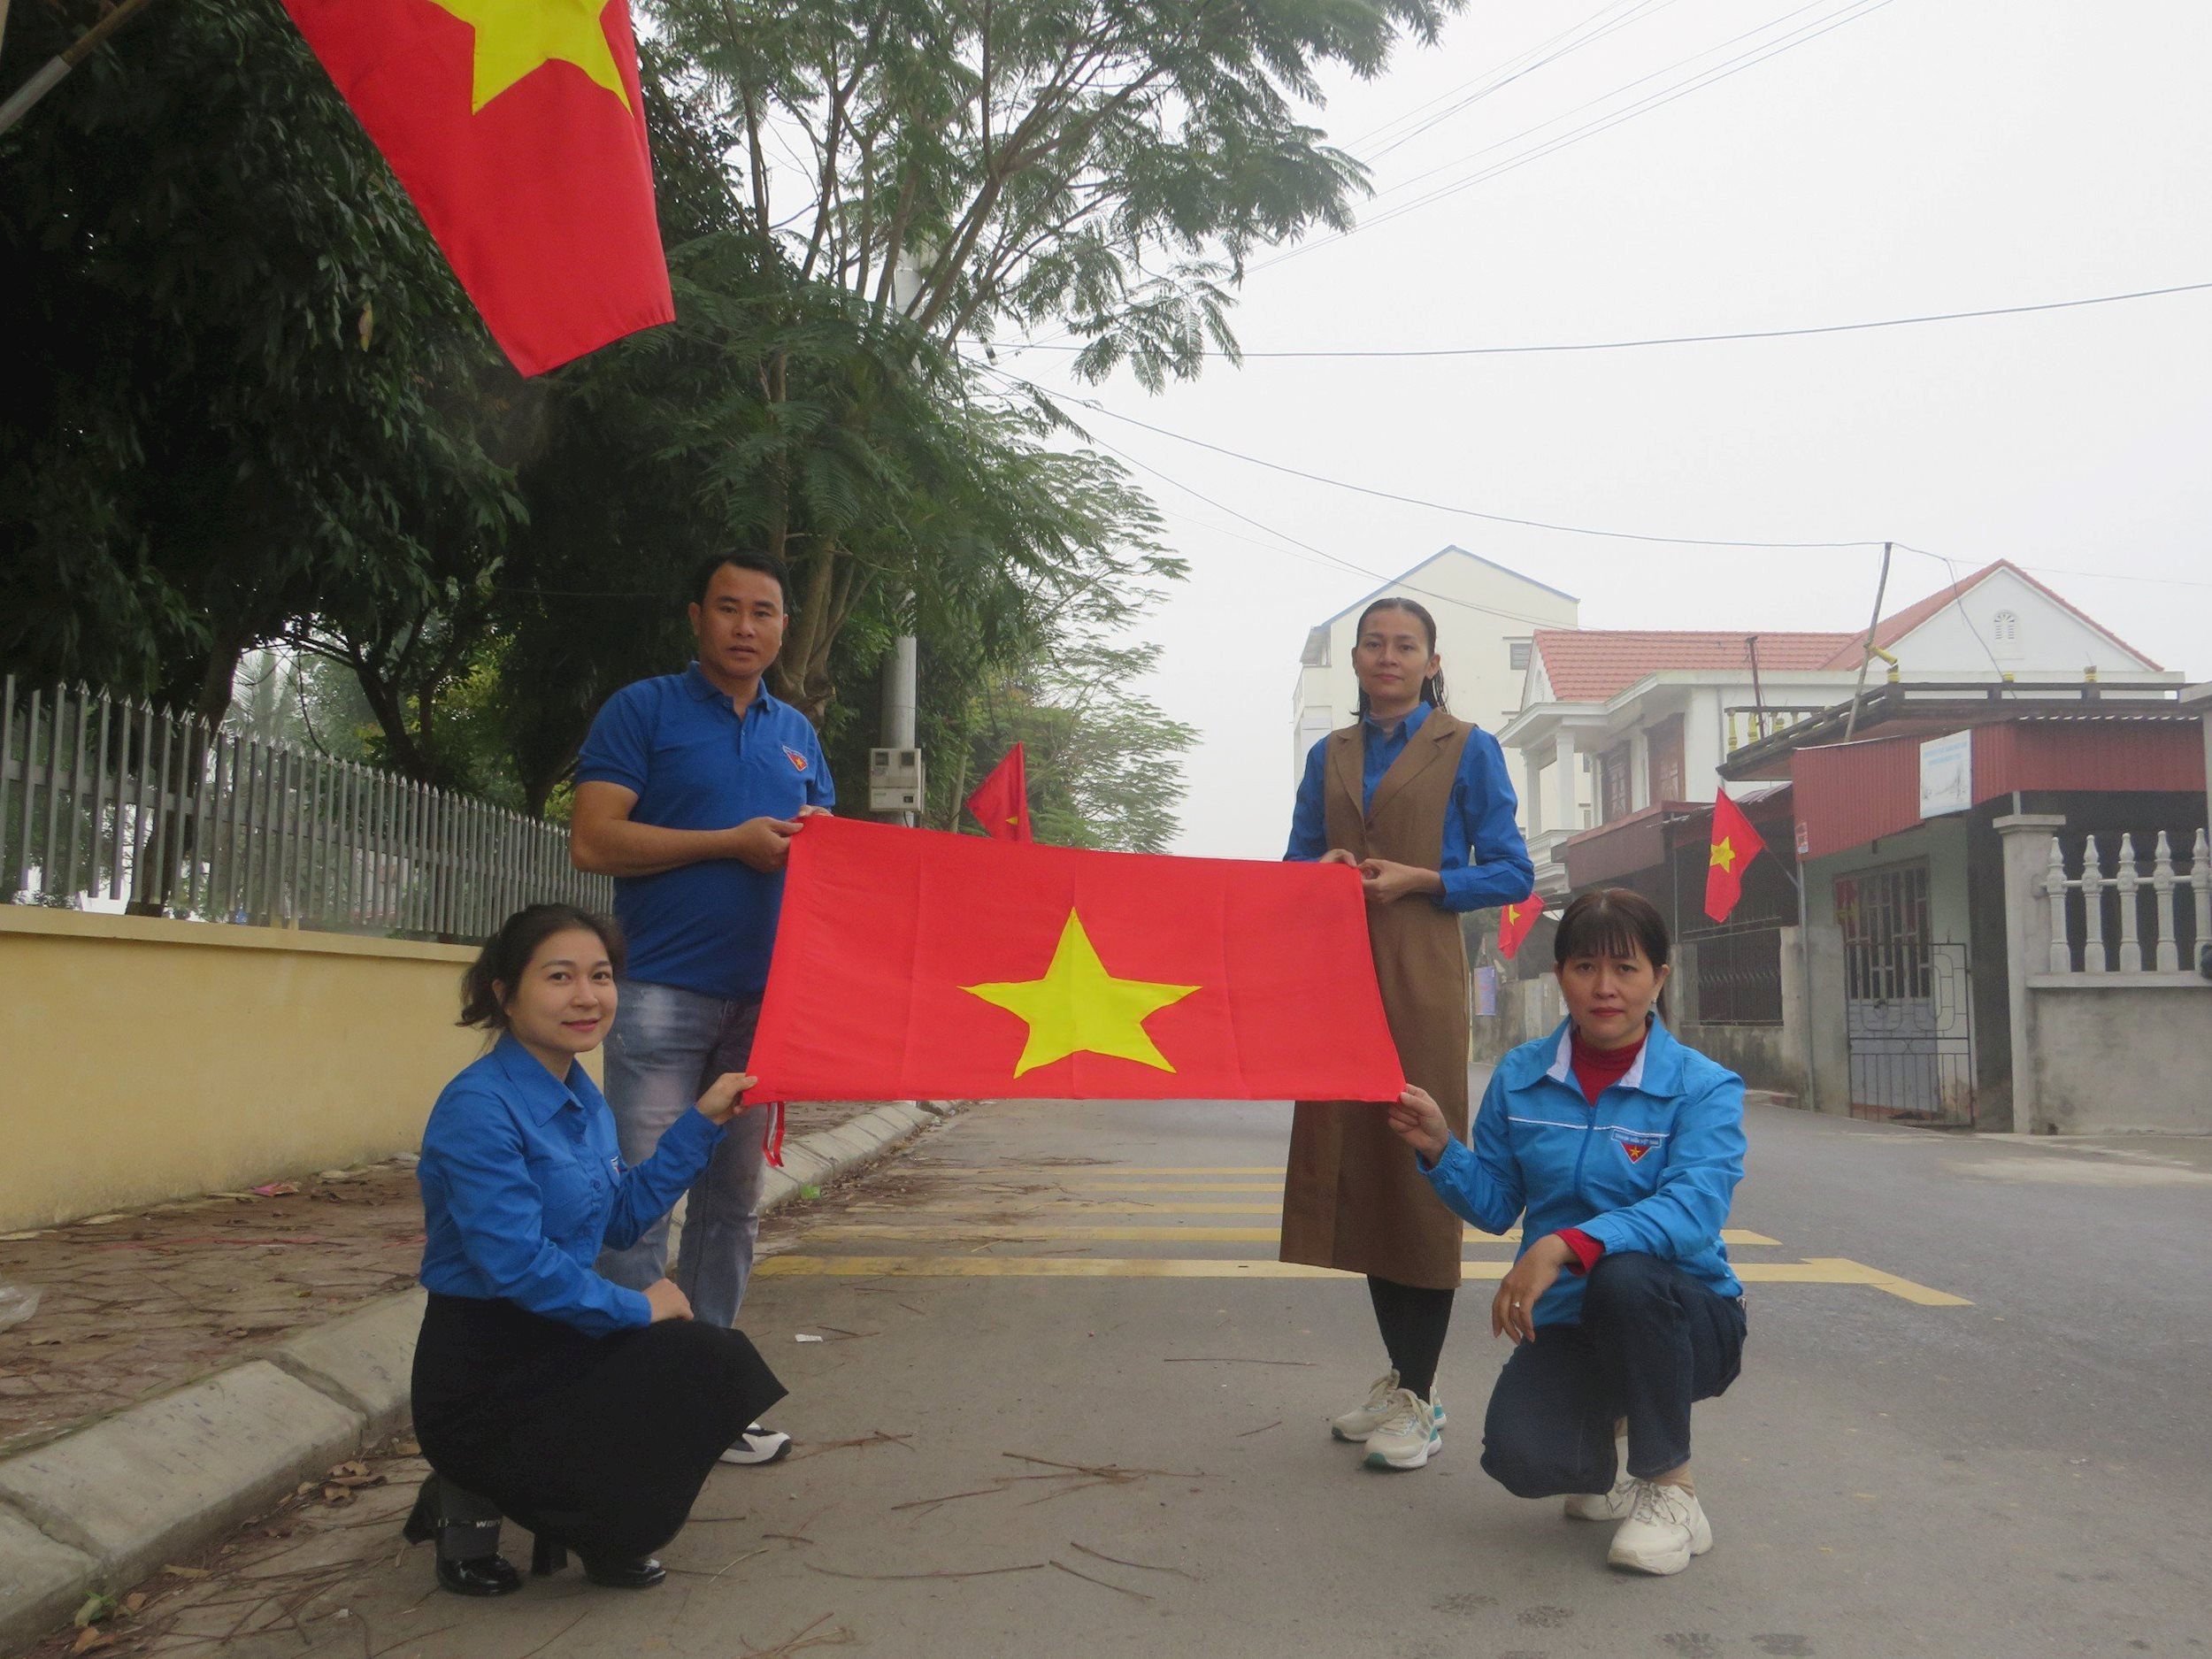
[1710,836,1738,874]
[962,910,1200,1078]
[427,0,633,113]
[1502,902,1523,925]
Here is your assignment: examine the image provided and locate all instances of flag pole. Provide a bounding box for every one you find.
[1840,541,1893,743]
[0,0,160,137]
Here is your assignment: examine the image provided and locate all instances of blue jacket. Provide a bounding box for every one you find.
[1422,1018,1746,1326]
[417,1036,725,1335]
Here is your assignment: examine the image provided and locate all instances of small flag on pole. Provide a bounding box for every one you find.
[1704,792,1769,922]
[1496,893,1544,958]
[965,743,1032,842]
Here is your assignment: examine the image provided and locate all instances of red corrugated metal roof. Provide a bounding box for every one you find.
[1973,720,2203,799]
[1791,737,1924,861]
[1532,629,1855,703]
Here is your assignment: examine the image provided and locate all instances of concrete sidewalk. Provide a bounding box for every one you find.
[0,1100,956,1655]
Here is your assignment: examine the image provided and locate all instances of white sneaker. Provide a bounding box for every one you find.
[718,1424,792,1466]
[1362,1388,1443,1471]
[1607,1481,1712,1575]
[1565,1444,1636,1520]
[1330,1370,1402,1443]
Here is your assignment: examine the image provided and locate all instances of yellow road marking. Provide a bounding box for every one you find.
[805,1223,1784,1247]
[758,1254,1958,1302]
[1071,1182,1286,1193]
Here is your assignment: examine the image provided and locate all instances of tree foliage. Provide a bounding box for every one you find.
[2,0,1459,847]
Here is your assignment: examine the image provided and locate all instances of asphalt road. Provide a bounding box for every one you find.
[104,1088,2212,1659]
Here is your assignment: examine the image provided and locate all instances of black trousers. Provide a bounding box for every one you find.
[411,1294,785,1562]
[1479,1251,1746,1498]
[1367,1276,1455,1399]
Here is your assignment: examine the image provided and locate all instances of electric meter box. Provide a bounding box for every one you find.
[868,747,926,813]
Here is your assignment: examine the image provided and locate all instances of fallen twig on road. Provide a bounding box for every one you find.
[806,1561,1044,1583]
[1235,1419,1284,1437]
[1049,1559,1153,1601]
[511,1609,591,1659]
[741,1612,856,1657]
[789,1429,913,1461]
[1069,1541,1198,1580]
[1161,1356,1316,1367]
[888,1486,1008,1515]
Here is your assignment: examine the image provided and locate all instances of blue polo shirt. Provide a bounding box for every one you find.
[574,664,834,1001]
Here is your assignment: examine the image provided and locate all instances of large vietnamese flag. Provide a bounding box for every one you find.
[282,0,674,375]
[745,818,1405,1102]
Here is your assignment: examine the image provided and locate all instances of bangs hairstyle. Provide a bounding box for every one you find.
[1353,596,1450,716]
[459,904,626,1031]
[1553,887,1671,972]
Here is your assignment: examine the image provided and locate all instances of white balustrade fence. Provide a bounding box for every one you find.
[2043,829,2209,975]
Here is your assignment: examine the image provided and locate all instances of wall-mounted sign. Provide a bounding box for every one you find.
[1918,730,1973,818]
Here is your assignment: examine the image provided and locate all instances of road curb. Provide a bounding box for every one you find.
[0,1100,954,1655]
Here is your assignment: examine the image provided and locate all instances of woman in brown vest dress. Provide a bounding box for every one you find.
[1282,596,1534,1472]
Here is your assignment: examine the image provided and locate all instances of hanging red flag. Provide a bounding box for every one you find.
[1496,893,1544,958]
[1704,792,1769,923]
[965,744,1032,842]
[745,818,1405,1102]
[281,0,674,375]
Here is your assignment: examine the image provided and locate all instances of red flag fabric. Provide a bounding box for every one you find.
[746,818,1405,1102]
[1704,792,1769,922]
[282,0,673,375]
[964,744,1033,842]
[1495,893,1544,958]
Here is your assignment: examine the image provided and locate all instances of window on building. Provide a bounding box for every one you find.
[1992,610,2017,643]
[1508,641,1532,672]
[1647,715,1686,803]
[1598,741,1633,824]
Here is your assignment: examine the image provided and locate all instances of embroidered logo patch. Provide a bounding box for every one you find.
[1614,1133,1659,1164]
[781,744,810,772]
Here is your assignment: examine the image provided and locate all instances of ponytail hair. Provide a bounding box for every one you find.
[1352,597,1449,718]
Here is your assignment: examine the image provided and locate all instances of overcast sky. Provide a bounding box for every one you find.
[990,0,2212,859]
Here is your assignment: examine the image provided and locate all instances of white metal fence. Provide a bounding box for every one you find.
[2,676,610,939]
[2042,829,2210,974]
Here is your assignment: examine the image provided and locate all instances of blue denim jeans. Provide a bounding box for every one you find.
[1479,1252,1747,1498]
[595,979,771,1331]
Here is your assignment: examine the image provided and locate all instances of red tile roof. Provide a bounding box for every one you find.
[1532,560,2162,703]
[1532,630,1855,703]
[1812,559,2162,671]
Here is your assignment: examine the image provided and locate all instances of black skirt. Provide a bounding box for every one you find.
[411,1293,785,1562]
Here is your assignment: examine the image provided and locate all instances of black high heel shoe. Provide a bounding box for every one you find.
[403,1477,524,1598]
[532,1533,666,1590]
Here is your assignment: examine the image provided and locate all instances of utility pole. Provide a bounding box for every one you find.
[872,249,926,826]
[1842,541,1893,743]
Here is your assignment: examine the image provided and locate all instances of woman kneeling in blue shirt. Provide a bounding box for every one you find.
[1388,887,1747,1577]
[403,904,784,1597]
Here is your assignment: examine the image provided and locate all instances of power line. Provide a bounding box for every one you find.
[1253,0,1901,273]
[994,278,2212,362]
[1002,372,1885,550]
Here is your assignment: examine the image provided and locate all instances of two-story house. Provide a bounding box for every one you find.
[1502,560,2180,896]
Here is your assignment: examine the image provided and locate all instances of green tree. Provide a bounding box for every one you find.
[0,0,518,720]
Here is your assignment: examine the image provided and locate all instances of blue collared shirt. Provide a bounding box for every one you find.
[575,664,835,1001]
[416,1036,726,1335]
[1285,703,1534,912]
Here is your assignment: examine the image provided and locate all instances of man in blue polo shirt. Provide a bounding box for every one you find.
[571,550,833,1466]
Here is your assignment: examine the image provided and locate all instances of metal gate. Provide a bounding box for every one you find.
[1834,863,1975,1126]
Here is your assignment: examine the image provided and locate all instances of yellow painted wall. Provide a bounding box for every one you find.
[0,910,539,1230]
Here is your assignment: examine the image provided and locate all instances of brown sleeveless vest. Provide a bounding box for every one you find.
[1279,709,1473,1289]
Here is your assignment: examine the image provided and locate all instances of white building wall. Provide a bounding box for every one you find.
[1887,567,2161,678]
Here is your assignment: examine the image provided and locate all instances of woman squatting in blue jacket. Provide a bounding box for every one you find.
[1388,887,1747,1577]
